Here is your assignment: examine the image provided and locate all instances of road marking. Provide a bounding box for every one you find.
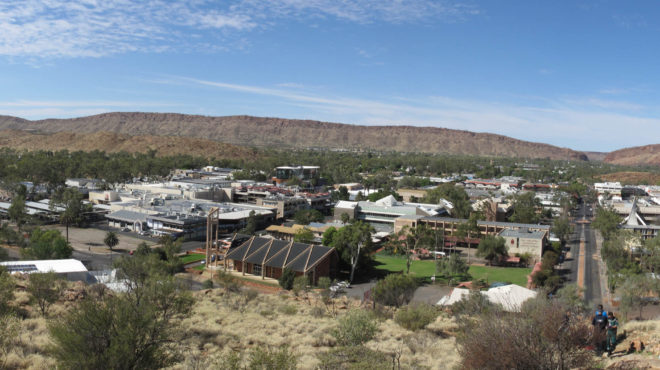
[577,238,586,297]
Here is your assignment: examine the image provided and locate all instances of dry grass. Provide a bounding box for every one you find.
[171,291,461,369]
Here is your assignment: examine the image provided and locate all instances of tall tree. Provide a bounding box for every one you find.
[551,215,574,246]
[51,187,86,243]
[8,190,26,231]
[331,221,374,282]
[476,236,508,266]
[509,192,542,224]
[592,206,622,241]
[388,224,433,274]
[27,272,61,317]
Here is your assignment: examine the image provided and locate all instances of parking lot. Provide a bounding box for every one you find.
[47,225,155,254]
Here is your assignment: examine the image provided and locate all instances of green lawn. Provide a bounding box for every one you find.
[192,265,205,271]
[373,254,531,287]
[181,254,205,264]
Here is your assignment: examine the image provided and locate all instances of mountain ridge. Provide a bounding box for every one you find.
[0,112,590,161]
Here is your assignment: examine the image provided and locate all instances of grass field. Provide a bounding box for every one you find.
[181,254,205,264]
[373,254,531,287]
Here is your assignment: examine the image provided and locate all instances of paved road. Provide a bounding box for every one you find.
[561,202,602,306]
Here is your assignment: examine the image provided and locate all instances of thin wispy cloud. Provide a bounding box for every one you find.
[0,0,478,59]
[169,77,660,151]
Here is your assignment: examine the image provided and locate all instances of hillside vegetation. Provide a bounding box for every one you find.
[0,130,258,160]
[0,113,588,161]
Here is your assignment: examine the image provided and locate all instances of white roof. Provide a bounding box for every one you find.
[437,285,537,312]
[335,200,358,209]
[482,285,537,312]
[374,195,401,207]
[437,288,471,306]
[0,259,88,274]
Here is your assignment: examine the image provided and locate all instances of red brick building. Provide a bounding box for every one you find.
[224,236,337,284]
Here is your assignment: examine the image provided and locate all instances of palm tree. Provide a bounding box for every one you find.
[104,231,119,251]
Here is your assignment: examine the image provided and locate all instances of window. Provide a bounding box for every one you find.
[253,264,262,275]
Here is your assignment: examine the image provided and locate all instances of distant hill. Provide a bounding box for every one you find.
[583,151,608,162]
[603,144,660,167]
[0,113,589,161]
[0,130,258,159]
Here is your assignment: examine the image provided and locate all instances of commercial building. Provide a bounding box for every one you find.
[334,195,449,232]
[272,166,320,185]
[498,228,547,262]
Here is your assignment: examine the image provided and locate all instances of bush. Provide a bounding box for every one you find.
[456,298,595,369]
[372,273,417,307]
[278,268,296,290]
[451,291,494,317]
[394,303,439,331]
[202,279,214,289]
[278,304,298,315]
[332,309,378,346]
[215,270,240,293]
[248,346,298,370]
[317,276,332,290]
[317,346,390,370]
[292,275,310,296]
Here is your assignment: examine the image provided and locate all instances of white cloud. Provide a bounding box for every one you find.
[175,77,660,151]
[0,0,478,59]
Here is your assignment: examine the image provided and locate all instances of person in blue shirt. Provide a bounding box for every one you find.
[592,304,608,352]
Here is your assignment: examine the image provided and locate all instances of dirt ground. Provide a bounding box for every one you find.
[46,226,155,254]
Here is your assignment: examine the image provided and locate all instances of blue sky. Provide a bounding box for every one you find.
[0,1,659,152]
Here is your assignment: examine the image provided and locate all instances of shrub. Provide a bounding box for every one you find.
[394,303,439,331]
[248,346,297,370]
[202,279,214,289]
[451,291,494,317]
[456,298,595,369]
[27,272,61,317]
[372,273,417,307]
[278,304,298,315]
[278,268,296,290]
[215,270,240,293]
[332,309,378,346]
[317,276,332,290]
[292,275,310,296]
[243,289,258,303]
[317,346,390,370]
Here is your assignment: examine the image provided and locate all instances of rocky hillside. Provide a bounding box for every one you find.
[0,113,588,161]
[0,129,258,159]
[604,144,660,166]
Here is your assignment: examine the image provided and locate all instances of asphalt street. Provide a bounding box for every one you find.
[561,202,603,307]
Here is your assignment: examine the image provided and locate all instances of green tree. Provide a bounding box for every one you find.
[51,187,87,243]
[331,221,374,282]
[22,228,72,259]
[437,253,470,284]
[293,227,315,243]
[104,231,119,251]
[27,271,61,317]
[336,186,350,201]
[476,236,508,266]
[372,273,417,307]
[8,193,26,231]
[592,206,622,241]
[294,209,324,225]
[0,267,15,315]
[508,192,542,224]
[49,262,193,370]
[551,215,573,246]
[340,213,350,225]
[240,210,257,235]
[388,224,433,274]
[322,226,337,246]
[423,183,471,218]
